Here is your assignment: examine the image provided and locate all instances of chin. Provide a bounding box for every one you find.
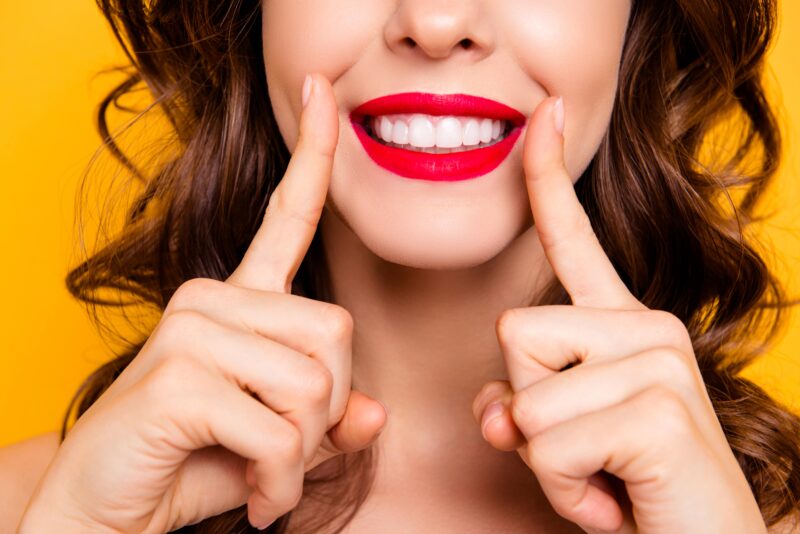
[323,169,532,273]
[319,112,537,271]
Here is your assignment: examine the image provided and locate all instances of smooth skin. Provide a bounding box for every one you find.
[17,75,387,532]
[13,78,768,533]
[3,1,787,532]
[471,97,768,533]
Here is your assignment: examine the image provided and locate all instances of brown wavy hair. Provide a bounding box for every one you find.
[60,0,800,531]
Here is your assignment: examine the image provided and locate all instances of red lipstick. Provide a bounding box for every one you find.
[350,93,526,182]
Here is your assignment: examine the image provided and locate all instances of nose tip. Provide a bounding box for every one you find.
[385,1,494,61]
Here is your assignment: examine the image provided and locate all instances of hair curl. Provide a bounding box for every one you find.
[61,0,800,531]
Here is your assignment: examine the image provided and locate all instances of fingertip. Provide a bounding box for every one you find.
[482,408,527,452]
[298,72,340,158]
[472,380,513,424]
[359,397,389,446]
[326,391,387,452]
[372,398,389,430]
[247,488,276,530]
[571,483,625,533]
[523,96,566,178]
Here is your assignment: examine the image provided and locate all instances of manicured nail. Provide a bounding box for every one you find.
[302,73,314,108]
[481,401,505,436]
[553,96,565,135]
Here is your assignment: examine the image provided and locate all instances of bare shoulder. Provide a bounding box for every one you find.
[0,431,61,531]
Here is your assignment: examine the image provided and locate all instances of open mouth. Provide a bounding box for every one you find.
[360,114,513,154]
[350,93,526,182]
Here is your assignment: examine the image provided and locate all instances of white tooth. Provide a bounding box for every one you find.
[391,120,409,144]
[380,117,394,142]
[372,117,381,136]
[435,117,463,148]
[492,120,501,139]
[479,118,493,143]
[462,119,481,146]
[408,115,436,148]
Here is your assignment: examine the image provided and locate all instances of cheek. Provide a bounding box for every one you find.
[260,1,630,271]
[261,1,387,149]
[500,0,630,179]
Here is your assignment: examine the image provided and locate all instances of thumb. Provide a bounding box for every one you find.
[473,380,526,452]
[309,390,388,470]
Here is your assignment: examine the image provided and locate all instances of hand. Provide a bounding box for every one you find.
[471,97,766,533]
[19,73,387,533]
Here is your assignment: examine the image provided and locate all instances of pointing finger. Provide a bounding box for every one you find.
[523,96,640,310]
[227,73,339,293]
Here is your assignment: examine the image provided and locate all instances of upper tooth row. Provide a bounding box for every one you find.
[371,114,506,148]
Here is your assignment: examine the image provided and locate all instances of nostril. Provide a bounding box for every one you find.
[402,36,417,49]
[458,38,473,50]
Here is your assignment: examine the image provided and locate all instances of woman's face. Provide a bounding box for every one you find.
[262,1,632,269]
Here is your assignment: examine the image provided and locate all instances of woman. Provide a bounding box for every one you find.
[6,0,800,532]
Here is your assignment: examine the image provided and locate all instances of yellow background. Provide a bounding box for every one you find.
[1,3,799,447]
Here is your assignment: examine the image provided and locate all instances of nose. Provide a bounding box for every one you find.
[385,0,494,61]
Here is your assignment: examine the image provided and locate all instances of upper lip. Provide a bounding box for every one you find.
[350,92,526,127]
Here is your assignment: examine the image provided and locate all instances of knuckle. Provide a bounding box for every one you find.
[154,310,210,356]
[319,303,354,343]
[273,420,304,466]
[302,363,334,405]
[643,348,696,391]
[149,310,215,369]
[297,126,336,160]
[265,188,319,230]
[648,310,693,351]
[141,356,202,402]
[526,430,557,475]
[510,391,542,434]
[540,209,594,251]
[572,210,596,242]
[635,386,693,440]
[280,480,305,512]
[157,309,209,348]
[167,278,220,313]
[495,308,524,347]
[274,476,305,513]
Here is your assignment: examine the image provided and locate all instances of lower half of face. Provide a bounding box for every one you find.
[263,0,631,270]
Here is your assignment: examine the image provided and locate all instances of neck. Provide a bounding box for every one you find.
[315,208,573,527]
[319,207,553,439]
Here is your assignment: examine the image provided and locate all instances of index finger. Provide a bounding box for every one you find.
[523,97,641,310]
[227,73,339,293]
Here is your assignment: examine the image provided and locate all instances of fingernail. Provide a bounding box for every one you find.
[553,96,565,135]
[481,401,505,436]
[302,73,314,108]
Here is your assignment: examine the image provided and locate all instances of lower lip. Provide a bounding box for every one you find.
[350,120,523,182]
